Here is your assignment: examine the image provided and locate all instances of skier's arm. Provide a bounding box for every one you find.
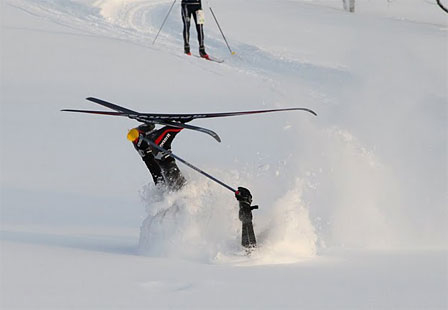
[128,126,164,185]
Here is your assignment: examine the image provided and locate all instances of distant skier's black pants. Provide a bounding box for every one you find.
[181,3,205,51]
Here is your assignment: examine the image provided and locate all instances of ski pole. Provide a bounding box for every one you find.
[153,0,177,45]
[144,138,237,193]
[207,3,235,55]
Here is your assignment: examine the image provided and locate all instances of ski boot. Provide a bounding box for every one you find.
[199,47,210,60]
[184,45,191,56]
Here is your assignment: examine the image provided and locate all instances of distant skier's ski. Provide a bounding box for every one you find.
[206,56,224,63]
[191,54,224,63]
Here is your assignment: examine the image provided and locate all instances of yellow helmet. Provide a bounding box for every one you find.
[127,128,140,142]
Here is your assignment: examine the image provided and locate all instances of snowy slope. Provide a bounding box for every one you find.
[1,0,447,308]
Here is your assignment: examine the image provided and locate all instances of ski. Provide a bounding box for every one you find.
[83,97,317,120]
[206,56,224,63]
[158,121,221,142]
[62,97,317,142]
[193,54,224,63]
[85,97,138,114]
[62,109,222,142]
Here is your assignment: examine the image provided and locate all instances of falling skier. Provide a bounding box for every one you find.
[62,97,317,250]
[181,0,209,59]
[127,124,186,191]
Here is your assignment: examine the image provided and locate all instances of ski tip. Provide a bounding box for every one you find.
[307,109,318,116]
[86,97,106,103]
[287,107,317,116]
[61,109,80,113]
[231,51,236,55]
[297,108,317,116]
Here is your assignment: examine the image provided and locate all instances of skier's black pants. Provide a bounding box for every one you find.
[181,3,205,52]
[142,153,164,185]
[158,156,185,191]
[239,204,257,248]
[142,154,186,191]
[241,222,256,248]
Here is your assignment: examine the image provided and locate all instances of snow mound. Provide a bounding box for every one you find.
[253,180,317,264]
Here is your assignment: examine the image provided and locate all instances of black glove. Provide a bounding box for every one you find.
[235,187,252,205]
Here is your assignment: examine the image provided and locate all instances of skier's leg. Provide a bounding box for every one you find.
[181,4,191,53]
[142,153,165,186]
[349,0,355,13]
[239,207,256,248]
[241,222,257,248]
[192,6,206,55]
[157,156,186,191]
[236,187,257,248]
[197,24,206,56]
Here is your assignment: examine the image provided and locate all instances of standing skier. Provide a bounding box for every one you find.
[235,187,258,248]
[127,124,186,191]
[181,0,209,59]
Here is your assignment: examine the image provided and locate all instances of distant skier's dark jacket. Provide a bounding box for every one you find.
[181,0,201,5]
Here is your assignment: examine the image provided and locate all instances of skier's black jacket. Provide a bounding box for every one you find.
[133,125,186,191]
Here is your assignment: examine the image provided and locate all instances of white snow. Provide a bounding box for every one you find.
[1,0,447,308]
